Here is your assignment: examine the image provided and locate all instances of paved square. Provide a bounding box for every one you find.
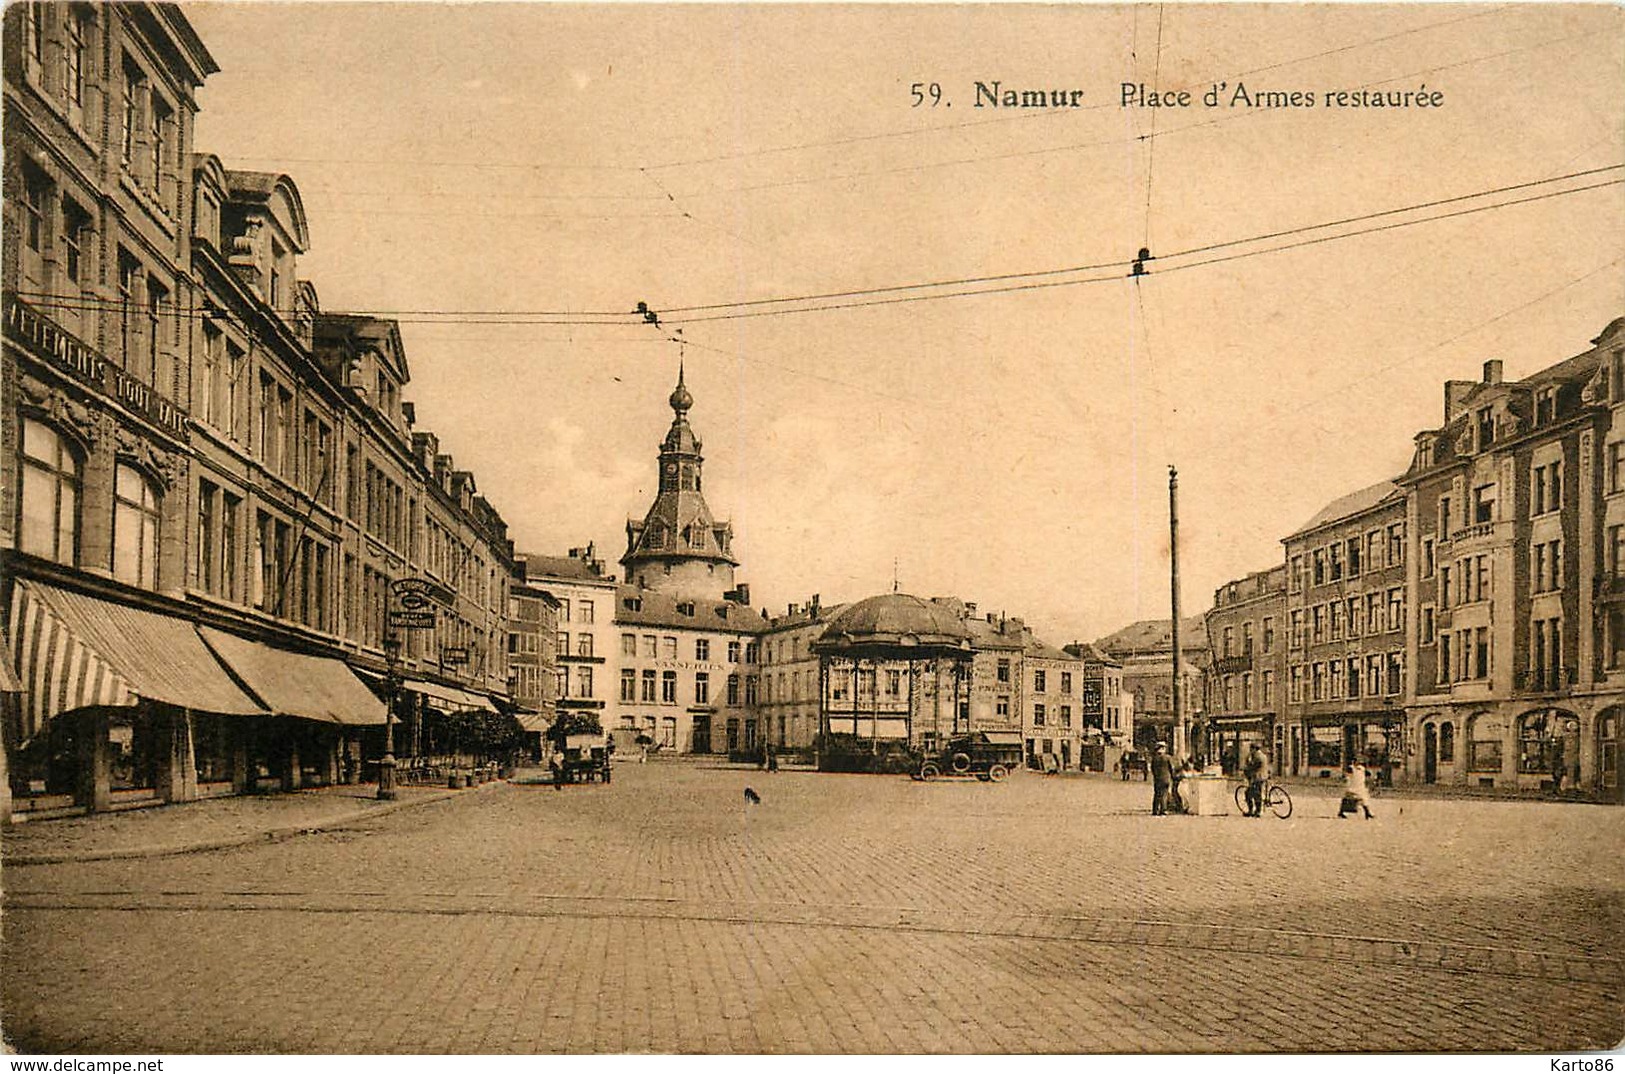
[3,766,1621,1052]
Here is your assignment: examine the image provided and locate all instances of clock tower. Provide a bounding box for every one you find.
[621,363,741,600]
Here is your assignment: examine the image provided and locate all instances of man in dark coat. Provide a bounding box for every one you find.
[1243,742,1271,817]
[1150,743,1174,816]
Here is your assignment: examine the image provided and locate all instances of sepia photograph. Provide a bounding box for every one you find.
[0,0,1622,1057]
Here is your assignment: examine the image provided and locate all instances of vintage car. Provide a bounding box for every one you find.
[553,733,613,784]
[914,730,1025,782]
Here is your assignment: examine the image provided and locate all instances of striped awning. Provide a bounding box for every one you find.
[7,580,264,743]
[198,628,387,727]
[514,711,550,733]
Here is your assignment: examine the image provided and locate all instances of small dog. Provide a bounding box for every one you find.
[743,787,761,805]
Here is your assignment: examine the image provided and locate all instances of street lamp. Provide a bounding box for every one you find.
[379,632,402,800]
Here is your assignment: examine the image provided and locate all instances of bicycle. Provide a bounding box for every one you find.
[1234,778,1293,819]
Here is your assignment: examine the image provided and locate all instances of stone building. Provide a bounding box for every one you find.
[1065,641,1129,771]
[518,546,618,738]
[2,4,516,816]
[611,584,764,755]
[1093,618,1208,753]
[756,596,843,755]
[507,570,560,753]
[1020,634,1086,771]
[1203,565,1287,773]
[1280,480,1409,780]
[1402,328,1625,800]
[606,367,763,754]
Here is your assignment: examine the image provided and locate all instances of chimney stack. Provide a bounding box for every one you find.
[1484,359,1503,385]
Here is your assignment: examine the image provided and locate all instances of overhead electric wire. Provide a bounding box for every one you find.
[1160,163,1625,261]
[14,165,1618,329]
[1153,177,1625,280]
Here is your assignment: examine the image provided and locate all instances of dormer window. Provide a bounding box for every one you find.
[269,240,285,309]
[1476,407,1494,451]
[1535,387,1557,426]
[677,601,695,617]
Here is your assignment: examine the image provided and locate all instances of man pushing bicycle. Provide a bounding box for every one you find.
[1242,741,1271,818]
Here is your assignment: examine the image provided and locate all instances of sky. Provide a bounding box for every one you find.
[186,2,1625,647]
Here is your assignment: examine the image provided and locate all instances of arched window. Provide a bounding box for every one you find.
[112,462,161,589]
[1438,721,1455,764]
[19,418,82,564]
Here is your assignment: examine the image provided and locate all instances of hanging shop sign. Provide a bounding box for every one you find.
[390,577,442,630]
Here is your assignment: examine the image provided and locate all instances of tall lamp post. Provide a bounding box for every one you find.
[379,633,401,800]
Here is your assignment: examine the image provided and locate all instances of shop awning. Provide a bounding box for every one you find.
[514,711,550,733]
[7,580,264,743]
[404,678,497,714]
[198,627,386,727]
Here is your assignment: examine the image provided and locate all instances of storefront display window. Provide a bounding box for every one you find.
[194,713,234,783]
[1307,725,1341,767]
[1467,715,1503,772]
[1518,712,1555,774]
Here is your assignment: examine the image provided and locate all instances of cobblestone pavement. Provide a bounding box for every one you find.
[3,766,1621,1053]
[1,783,470,863]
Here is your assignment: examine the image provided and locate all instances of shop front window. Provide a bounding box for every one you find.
[1306,726,1341,768]
[1467,716,1503,773]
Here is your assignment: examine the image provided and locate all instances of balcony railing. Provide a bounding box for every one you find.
[1518,666,1576,692]
[1447,522,1495,544]
[4,293,188,440]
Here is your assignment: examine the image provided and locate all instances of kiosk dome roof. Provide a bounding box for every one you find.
[815,593,971,653]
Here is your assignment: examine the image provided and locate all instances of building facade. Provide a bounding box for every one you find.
[611,585,764,755]
[1094,618,1208,753]
[1280,481,1409,780]
[605,368,762,754]
[1067,641,1129,771]
[1202,565,1287,773]
[518,546,618,737]
[756,596,841,754]
[1021,636,1086,771]
[507,571,559,749]
[1402,333,1625,800]
[3,4,517,816]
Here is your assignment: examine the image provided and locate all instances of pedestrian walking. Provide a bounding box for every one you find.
[1150,743,1174,816]
[1337,762,1375,819]
[1549,738,1566,794]
[766,741,779,772]
[1243,741,1270,817]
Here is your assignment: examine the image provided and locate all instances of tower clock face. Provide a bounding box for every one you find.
[666,463,678,473]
